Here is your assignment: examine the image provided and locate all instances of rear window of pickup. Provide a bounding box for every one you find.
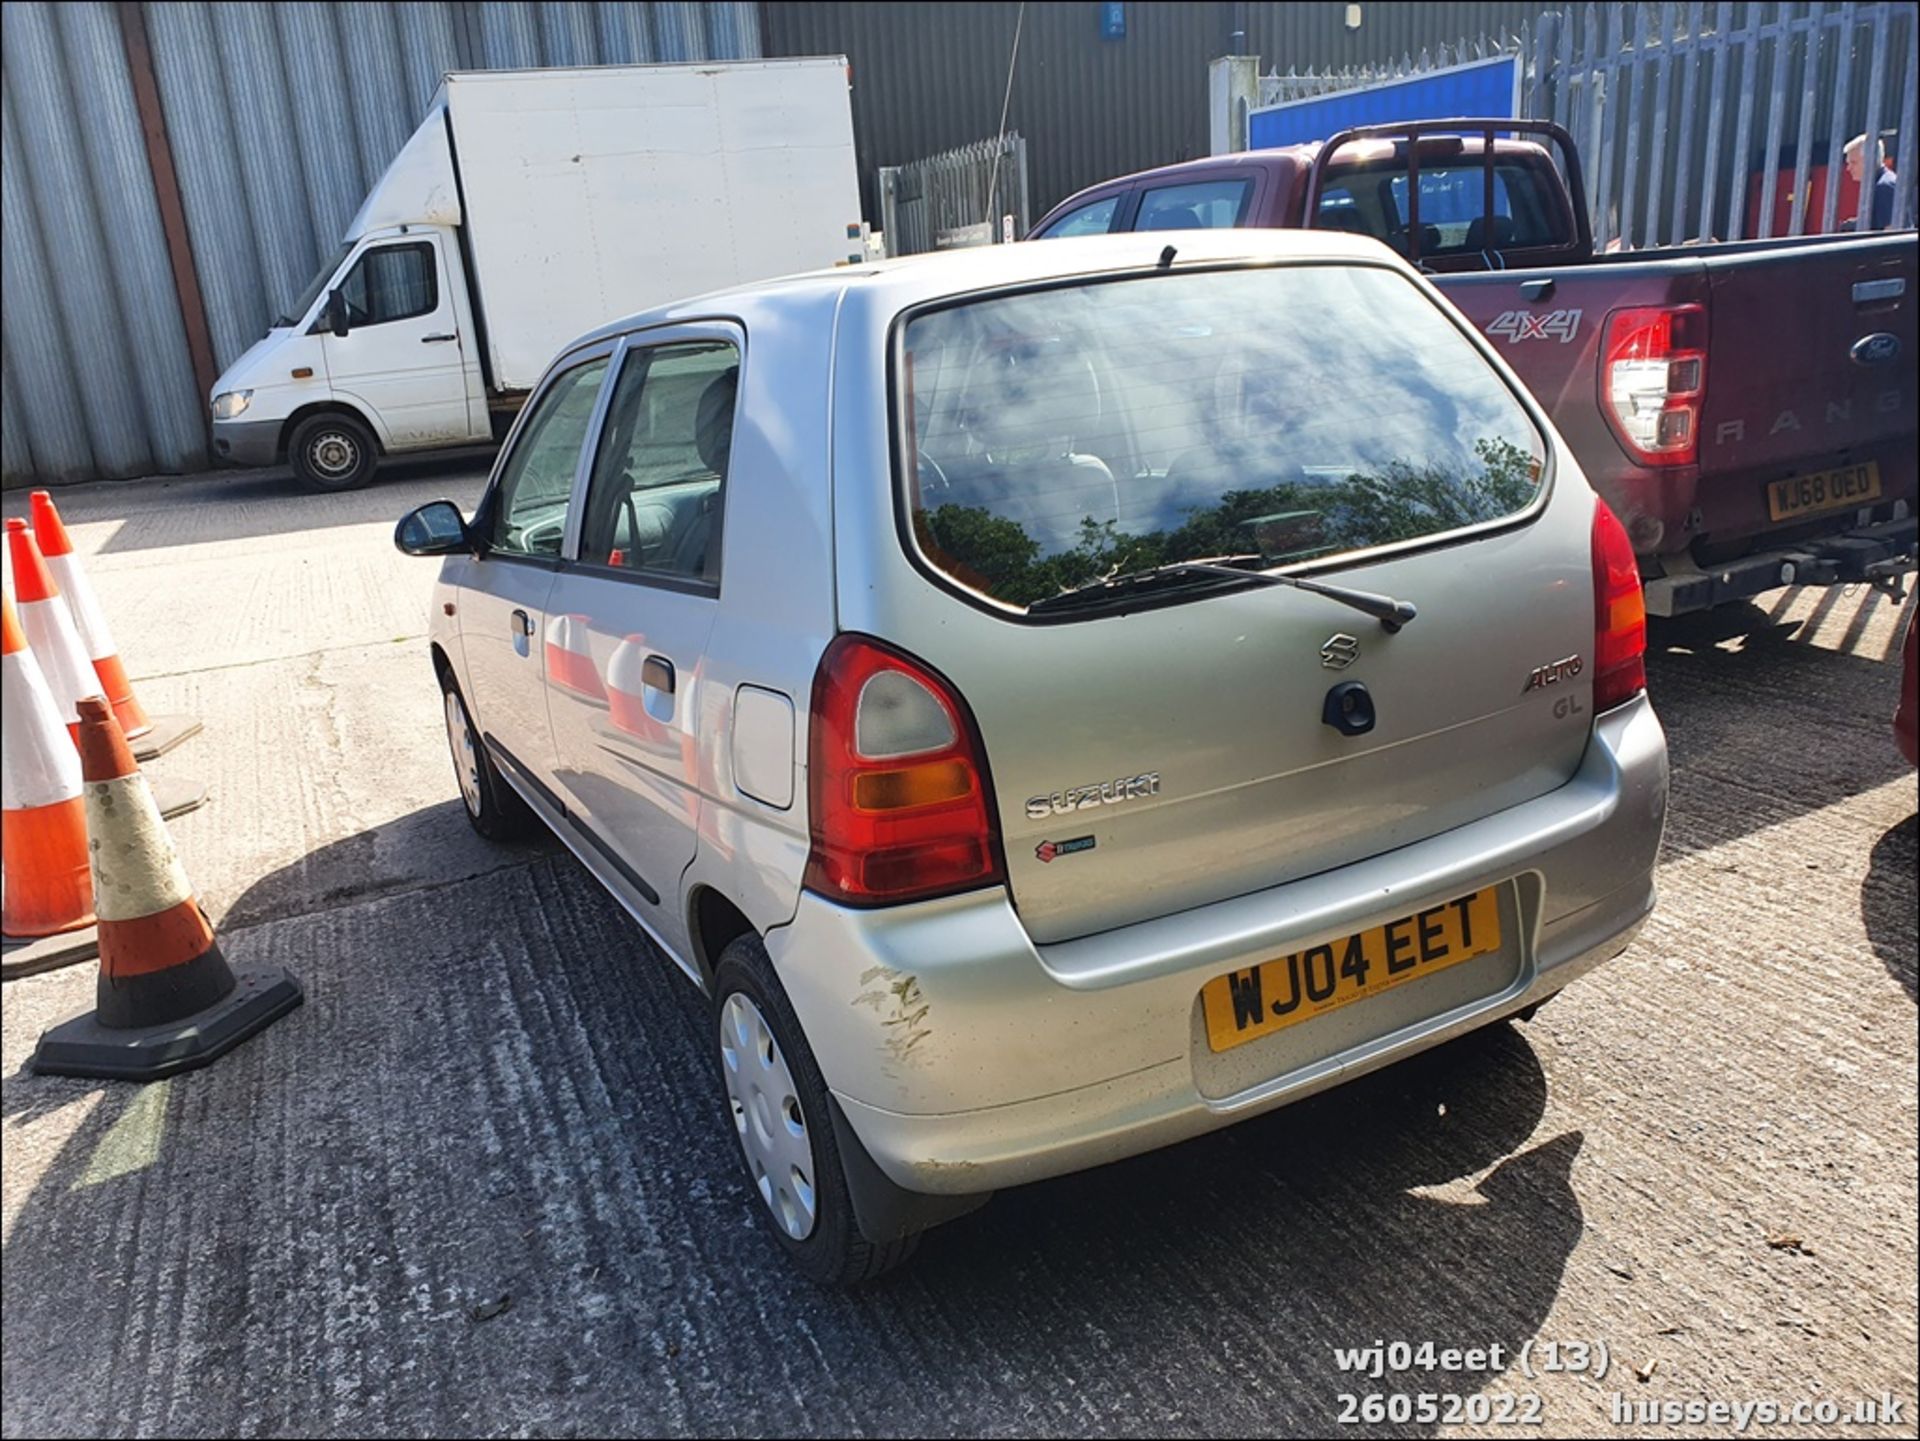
[897,264,1547,612]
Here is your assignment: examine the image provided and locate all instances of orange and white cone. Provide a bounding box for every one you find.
[30,697,302,1081]
[5,518,99,741]
[30,490,151,739]
[2,586,95,938]
[544,612,606,701]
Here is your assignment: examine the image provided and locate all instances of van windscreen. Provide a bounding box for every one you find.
[898,264,1546,612]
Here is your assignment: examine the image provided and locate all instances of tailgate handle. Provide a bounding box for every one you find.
[1322,681,1377,737]
[1519,277,1556,302]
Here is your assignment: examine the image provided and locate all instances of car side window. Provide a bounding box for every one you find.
[1134,179,1251,231]
[336,243,438,327]
[1037,195,1120,239]
[578,340,739,587]
[488,357,609,559]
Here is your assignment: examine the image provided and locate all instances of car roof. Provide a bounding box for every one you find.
[562,227,1401,355]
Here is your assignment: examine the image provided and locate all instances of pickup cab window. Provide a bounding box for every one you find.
[1318,162,1566,256]
[1036,195,1120,238]
[900,265,1545,613]
[1135,179,1252,231]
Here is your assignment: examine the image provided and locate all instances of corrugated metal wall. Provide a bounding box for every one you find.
[761,1,1543,223]
[1,1,761,488]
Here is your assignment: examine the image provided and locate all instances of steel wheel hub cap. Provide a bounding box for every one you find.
[444,690,483,816]
[312,433,357,475]
[719,992,816,1241]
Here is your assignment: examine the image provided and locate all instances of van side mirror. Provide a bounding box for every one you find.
[326,289,350,339]
[395,501,470,556]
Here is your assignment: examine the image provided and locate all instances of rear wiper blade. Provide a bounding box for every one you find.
[1029,553,1419,631]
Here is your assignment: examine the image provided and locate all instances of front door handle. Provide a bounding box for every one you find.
[422,333,457,343]
[642,655,675,695]
[510,608,534,637]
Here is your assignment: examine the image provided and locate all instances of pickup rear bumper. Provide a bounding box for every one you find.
[1642,513,1917,617]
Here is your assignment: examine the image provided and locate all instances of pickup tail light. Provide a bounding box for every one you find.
[1592,499,1648,711]
[804,634,1006,906]
[1601,304,1706,467]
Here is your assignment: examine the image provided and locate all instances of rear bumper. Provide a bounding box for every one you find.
[210,417,282,468]
[768,695,1668,1197]
[1643,513,1917,616]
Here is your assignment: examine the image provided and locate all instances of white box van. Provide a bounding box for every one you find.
[208,58,862,490]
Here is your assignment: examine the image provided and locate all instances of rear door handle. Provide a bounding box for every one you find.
[422,333,457,343]
[1519,277,1556,302]
[642,655,675,695]
[510,608,534,637]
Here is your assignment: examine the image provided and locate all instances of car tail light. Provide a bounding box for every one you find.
[804,634,1005,906]
[1592,499,1648,711]
[1601,304,1706,467]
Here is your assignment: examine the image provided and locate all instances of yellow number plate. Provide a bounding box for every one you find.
[1200,888,1503,1054]
[1766,461,1882,522]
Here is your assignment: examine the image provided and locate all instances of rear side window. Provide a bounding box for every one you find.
[899,265,1545,612]
[1134,179,1251,231]
[578,340,739,586]
[1037,195,1120,238]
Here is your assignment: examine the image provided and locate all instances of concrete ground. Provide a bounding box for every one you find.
[2,464,1915,1439]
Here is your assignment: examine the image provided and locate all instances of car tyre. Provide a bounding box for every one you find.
[711,932,920,1285]
[440,668,535,841]
[289,411,378,491]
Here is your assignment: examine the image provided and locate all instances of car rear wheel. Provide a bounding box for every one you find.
[290,412,378,491]
[711,933,920,1285]
[440,670,534,841]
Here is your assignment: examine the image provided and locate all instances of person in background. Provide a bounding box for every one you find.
[1841,133,1897,230]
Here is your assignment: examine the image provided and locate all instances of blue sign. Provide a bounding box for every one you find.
[1247,55,1519,150]
[1100,2,1126,40]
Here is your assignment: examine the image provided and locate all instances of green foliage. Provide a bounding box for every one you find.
[917,436,1542,607]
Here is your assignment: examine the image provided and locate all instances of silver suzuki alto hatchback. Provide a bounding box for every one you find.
[397,229,1668,1283]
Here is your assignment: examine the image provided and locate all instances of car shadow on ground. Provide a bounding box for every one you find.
[0,817,1584,1438]
[1863,814,1918,1002]
[0,449,498,557]
[1645,587,1917,859]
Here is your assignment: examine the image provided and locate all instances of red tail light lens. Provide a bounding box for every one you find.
[1601,304,1706,467]
[804,634,1005,906]
[1592,499,1648,711]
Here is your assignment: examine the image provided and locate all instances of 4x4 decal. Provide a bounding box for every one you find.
[1486,308,1583,344]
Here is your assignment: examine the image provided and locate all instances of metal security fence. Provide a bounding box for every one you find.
[1233,4,1916,253]
[877,132,1031,256]
[2,0,761,488]
[1536,2,1917,249]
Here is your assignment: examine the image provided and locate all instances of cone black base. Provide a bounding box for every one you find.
[131,714,203,762]
[2,924,101,981]
[30,965,303,1082]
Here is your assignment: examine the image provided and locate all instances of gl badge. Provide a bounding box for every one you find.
[1320,633,1360,670]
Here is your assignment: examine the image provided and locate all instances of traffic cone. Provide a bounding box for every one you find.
[30,490,148,737]
[4,518,99,741]
[544,612,606,700]
[2,586,95,939]
[30,698,301,1081]
[28,492,202,760]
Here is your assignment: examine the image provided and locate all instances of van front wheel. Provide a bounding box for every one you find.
[290,412,377,491]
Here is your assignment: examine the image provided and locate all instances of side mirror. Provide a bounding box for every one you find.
[394,501,470,556]
[326,289,350,339]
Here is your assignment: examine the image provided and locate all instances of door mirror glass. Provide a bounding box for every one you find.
[394,500,469,556]
[327,288,350,339]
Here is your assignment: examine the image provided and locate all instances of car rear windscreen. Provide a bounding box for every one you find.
[898,264,1547,611]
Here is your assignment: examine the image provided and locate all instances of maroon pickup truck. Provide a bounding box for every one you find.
[1030,120,1917,616]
